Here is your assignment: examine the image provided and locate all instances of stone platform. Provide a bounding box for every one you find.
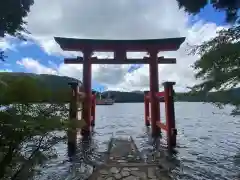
[88,137,172,180]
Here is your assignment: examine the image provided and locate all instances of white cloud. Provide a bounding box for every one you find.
[16,58,96,82]
[0,35,16,51]
[17,58,58,75]
[16,0,226,91]
[16,57,127,87]
[0,35,35,52]
[26,0,188,39]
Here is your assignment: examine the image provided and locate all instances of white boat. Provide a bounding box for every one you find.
[96,98,115,105]
[96,92,115,105]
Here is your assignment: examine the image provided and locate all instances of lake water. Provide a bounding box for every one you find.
[35,102,240,180]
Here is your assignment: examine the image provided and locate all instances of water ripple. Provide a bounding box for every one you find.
[34,103,240,180]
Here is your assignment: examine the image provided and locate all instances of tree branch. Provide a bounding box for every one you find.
[10,135,45,180]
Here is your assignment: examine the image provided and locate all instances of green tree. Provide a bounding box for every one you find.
[0,104,68,179]
[0,0,34,61]
[177,0,240,23]
[0,76,81,179]
[176,1,240,114]
[189,26,240,114]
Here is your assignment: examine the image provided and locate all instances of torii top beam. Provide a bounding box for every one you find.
[54,37,185,52]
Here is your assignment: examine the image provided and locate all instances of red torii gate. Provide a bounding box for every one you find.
[55,37,185,138]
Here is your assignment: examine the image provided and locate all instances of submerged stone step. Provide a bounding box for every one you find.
[88,136,172,180]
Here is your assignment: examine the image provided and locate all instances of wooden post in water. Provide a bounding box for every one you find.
[144,91,150,126]
[163,81,177,149]
[68,82,78,156]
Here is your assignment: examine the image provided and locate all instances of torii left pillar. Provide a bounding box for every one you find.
[149,50,161,137]
[81,50,92,136]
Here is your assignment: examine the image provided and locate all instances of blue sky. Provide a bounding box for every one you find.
[0,3,228,92]
[189,4,227,26]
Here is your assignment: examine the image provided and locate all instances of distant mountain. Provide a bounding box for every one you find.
[0,72,239,103]
[99,90,144,102]
[131,90,144,94]
[0,72,81,90]
[0,72,82,103]
[98,88,240,103]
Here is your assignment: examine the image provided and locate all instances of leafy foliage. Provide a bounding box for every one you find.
[0,0,34,38]
[0,104,68,179]
[176,0,240,114]
[177,0,240,23]
[190,25,240,114]
[0,0,34,61]
[191,26,240,91]
[0,51,7,61]
[0,75,75,179]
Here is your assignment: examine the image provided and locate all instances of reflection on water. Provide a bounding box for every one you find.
[35,102,240,180]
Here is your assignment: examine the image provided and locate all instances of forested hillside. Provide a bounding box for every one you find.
[0,72,239,103]
[0,72,80,103]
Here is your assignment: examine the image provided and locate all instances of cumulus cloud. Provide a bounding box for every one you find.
[15,0,226,91]
[17,57,97,82]
[26,0,187,39]
[16,57,129,88]
[17,58,58,75]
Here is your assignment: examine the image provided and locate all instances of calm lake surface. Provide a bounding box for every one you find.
[36,102,240,180]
